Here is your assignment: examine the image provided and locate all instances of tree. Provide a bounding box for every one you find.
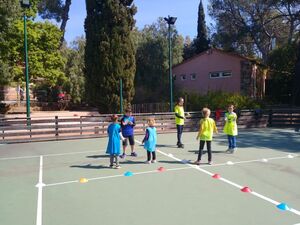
[267,42,298,102]
[9,21,66,86]
[84,0,136,113]
[134,18,184,103]
[62,36,86,103]
[38,0,72,47]
[194,0,210,54]
[209,0,300,62]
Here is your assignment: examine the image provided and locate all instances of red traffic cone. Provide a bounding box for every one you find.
[241,186,252,193]
[212,174,221,179]
[158,167,166,172]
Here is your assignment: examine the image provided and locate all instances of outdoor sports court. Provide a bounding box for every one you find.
[0,128,300,225]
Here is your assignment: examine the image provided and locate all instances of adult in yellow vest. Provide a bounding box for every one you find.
[223,104,238,153]
[174,97,185,148]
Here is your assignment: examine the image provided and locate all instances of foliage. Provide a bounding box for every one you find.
[134,18,184,103]
[9,21,66,86]
[62,36,86,103]
[181,91,261,111]
[266,42,298,102]
[183,0,209,59]
[84,0,137,113]
[209,0,300,62]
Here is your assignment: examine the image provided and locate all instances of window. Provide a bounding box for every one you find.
[222,71,232,77]
[180,74,186,81]
[190,73,196,80]
[209,71,232,78]
[210,72,220,78]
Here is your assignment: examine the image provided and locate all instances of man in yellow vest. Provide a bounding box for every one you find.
[174,97,185,148]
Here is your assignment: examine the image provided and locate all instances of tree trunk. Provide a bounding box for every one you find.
[59,0,72,48]
[292,42,300,106]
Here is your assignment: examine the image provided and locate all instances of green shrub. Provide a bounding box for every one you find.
[178,91,262,111]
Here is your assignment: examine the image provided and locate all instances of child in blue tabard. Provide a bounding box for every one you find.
[120,107,136,158]
[142,118,157,164]
[106,114,124,169]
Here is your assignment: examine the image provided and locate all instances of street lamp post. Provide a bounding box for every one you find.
[164,16,177,112]
[20,0,31,119]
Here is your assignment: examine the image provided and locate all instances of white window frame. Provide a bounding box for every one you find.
[180,74,186,81]
[209,71,232,79]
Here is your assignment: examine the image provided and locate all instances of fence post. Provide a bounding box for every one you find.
[80,117,82,135]
[55,116,59,137]
[268,109,273,127]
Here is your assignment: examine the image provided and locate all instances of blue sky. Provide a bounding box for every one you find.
[65,0,212,43]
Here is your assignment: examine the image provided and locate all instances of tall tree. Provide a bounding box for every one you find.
[134,18,184,103]
[62,36,86,103]
[194,0,209,54]
[38,0,72,47]
[84,0,136,113]
[209,0,300,62]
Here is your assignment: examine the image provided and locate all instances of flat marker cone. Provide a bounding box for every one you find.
[79,178,88,183]
[277,203,289,211]
[287,154,294,159]
[124,171,133,177]
[158,167,166,172]
[261,158,268,162]
[241,186,252,193]
[212,174,221,179]
[226,161,234,165]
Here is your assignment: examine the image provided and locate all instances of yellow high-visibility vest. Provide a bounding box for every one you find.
[223,112,238,136]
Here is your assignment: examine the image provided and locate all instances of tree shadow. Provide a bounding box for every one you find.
[188,150,225,154]
[214,129,300,153]
[156,144,179,149]
[158,160,188,165]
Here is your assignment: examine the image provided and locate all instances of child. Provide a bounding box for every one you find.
[142,118,157,164]
[194,108,218,165]
[120,107,137,158]
[174,97,185,148]
[223,104,238,153]
[106,114,124,169]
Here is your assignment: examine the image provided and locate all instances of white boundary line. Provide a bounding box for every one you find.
[36,156,45,225]
[0,150,102,161]
[45,166,192,187]
[155,148,300,216]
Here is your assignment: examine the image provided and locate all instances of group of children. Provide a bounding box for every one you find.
[106,104,238,169]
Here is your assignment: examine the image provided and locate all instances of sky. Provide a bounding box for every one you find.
[64,0,212,44]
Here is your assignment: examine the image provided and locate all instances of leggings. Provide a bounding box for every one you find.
[197,140,212,162]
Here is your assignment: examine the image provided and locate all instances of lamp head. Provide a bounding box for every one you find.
[164,16,177,25]
[20,0,30,8]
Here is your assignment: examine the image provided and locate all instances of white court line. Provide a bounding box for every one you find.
[36,156,45,225]
[0,149,102,161]
[45,166,192,187]
[155,148,300,216]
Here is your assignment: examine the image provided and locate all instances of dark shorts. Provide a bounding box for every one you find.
[122,135,135,146]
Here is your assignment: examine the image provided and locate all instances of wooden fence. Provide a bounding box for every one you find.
[267,109,300,128]
[0,110,270,144]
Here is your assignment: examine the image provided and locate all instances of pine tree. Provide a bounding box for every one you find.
[194,0,209,54]
[84,0,136,113]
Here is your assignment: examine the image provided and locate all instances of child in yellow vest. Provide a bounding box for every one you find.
[194,108,218,165]
[223,104,238,153]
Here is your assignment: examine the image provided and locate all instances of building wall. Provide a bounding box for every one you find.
[173,49,244,94]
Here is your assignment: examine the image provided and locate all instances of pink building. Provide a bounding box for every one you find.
[173,49,266,98]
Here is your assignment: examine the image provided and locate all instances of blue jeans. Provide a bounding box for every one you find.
[227,135,237,149]
[176,125,184,144]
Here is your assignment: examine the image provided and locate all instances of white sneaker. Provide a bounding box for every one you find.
[151,160,157,163]
[146,160,151,164]
[226,148,232,153]
[231,148,237,153]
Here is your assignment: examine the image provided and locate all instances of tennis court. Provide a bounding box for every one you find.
[0,128,300,225]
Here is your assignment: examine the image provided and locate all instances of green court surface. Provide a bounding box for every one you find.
[1,128,300,225]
